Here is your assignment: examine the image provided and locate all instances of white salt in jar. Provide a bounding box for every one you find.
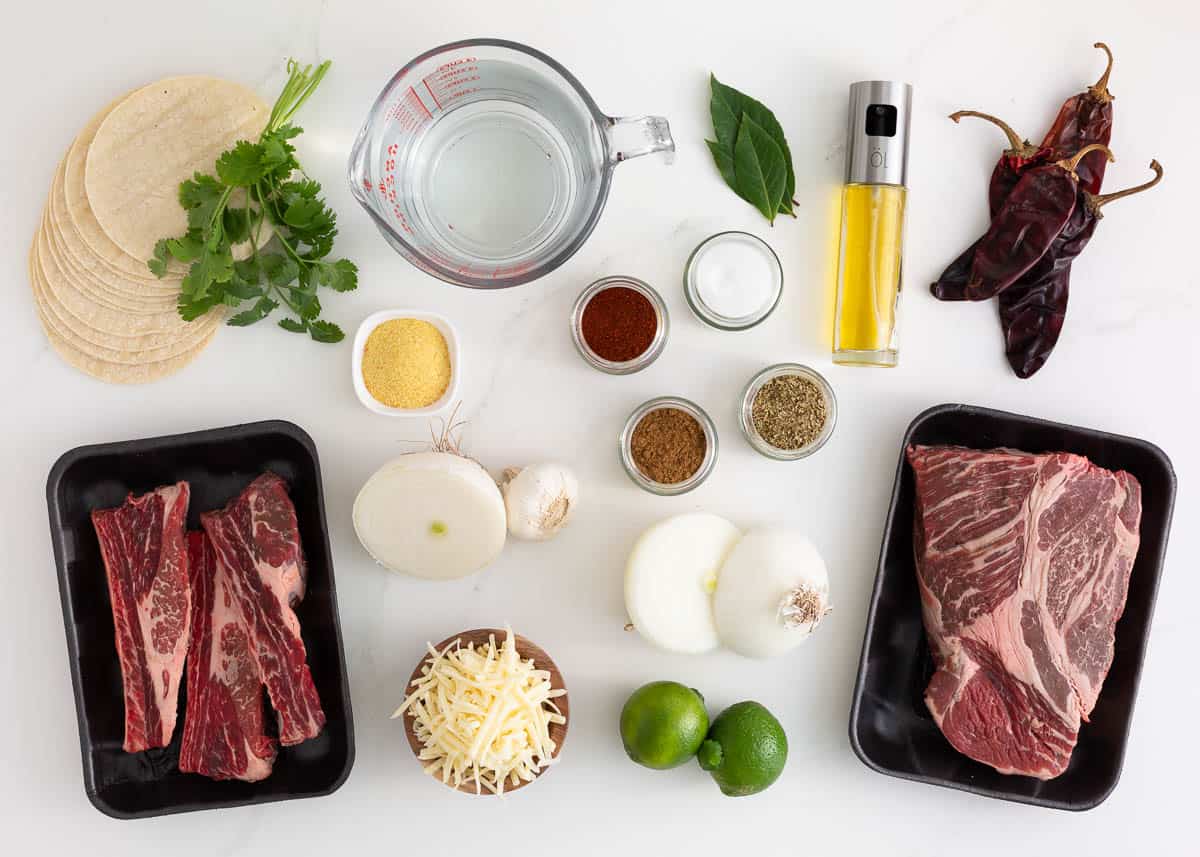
[683,231,783,331]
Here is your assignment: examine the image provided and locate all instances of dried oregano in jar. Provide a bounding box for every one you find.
[751,374,828,450]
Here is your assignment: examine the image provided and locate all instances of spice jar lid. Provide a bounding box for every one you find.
[620,396,718,495]
[684,232,783,331]
[571,276,669,375]
[739,364,837,460]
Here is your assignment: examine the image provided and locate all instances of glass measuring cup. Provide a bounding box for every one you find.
[348,39,675,289]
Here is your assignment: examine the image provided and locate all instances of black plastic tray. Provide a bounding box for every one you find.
[46,420,355,819]
[848,404,1175,811]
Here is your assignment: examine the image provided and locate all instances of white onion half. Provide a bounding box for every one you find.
[353,452,507,580]
[713,526,830,658]
[624,513,742,654]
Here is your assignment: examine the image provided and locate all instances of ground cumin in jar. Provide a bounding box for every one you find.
[630,407,707,484]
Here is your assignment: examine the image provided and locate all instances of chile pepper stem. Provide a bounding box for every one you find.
[1094,160,1163,209]
[1058,143,1115,175]
[948,110,1035,157]
[1091,42,1115,101]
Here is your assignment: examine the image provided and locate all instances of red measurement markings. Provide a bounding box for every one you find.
[423,59,481,108]
[423,78,442,110]
[385,86,433,135]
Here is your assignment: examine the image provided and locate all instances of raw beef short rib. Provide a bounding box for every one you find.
[91,482,191,753]
[201,473,325,745]
[179,532,276,781]
[907,444,1141,779]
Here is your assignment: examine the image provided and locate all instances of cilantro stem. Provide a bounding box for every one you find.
[267,59,331,133]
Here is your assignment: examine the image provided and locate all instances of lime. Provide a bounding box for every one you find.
[620,681,709,770]
[697,701,787,796]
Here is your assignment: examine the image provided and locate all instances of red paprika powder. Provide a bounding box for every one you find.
[580,285,658,362]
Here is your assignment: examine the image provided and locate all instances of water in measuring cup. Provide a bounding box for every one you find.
[403,99,580,264]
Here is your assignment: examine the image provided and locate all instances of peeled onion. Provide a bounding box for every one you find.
[624,513,742,654]
[712,526,830,658]
[353,452,507,580]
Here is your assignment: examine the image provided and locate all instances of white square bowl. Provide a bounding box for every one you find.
[351,309,460,416]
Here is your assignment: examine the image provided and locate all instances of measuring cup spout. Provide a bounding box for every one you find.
[347,126,375,211]
[605,115,675,165]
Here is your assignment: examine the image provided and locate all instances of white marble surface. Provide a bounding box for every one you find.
[3,0,1197,853]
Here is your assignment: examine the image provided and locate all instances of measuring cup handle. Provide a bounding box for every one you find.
[605,116,675,165]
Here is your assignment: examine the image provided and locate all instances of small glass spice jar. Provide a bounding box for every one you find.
[739,364,837,460]
[620,396,718,495]
[571,276,669,375]
[684,231,783,331]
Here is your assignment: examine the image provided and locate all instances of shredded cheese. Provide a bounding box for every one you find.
[392,628,566,795]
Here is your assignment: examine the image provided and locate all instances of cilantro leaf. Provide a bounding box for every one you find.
[216,140,267,187]
[293,290,321,321]
[149,240,171,277]
[165,231,205,263]
[178,293,218,321]
[227,296,279,326]
[181,246,234,299]
[260,137,295,175]
[307,320,344,343]
[271,123,303,140]
[278,317,308,333]
[179,173,225,232]
[261,253,300,287]
[283,198,328,231]
[233,257,261,283]
[222,207,252,244]
[280,178,321,199]
[315,258,358,292]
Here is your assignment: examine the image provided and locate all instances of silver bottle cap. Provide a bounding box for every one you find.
[845,81,912,186]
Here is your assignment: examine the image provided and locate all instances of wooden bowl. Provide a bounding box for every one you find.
[401,629,569,795]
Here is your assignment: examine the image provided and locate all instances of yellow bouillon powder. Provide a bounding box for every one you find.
[361,318,451,409]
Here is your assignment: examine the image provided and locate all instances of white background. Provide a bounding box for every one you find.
[3,1,1197,853]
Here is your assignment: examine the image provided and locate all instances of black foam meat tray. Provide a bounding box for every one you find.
[848,404,1175,811]
[46,420,355,819]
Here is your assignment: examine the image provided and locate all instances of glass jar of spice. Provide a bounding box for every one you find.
[739,364,837,460]
[570,276,669,374]
[620,396,718,495]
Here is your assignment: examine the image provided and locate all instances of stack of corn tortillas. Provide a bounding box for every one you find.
[30,77,269,383]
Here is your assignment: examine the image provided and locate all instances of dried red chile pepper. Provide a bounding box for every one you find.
[933,44,1115,301]
[932,112,1051,299]
[1000,160,1162,377]
[1040,43,1115,194]
[959,143,1113,301]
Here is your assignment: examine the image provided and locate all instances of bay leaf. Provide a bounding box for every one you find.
[734,117,786,223]
[710,74,796,216]
[706,139,737,189]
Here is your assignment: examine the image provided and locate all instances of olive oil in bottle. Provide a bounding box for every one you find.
[833,81,912,367]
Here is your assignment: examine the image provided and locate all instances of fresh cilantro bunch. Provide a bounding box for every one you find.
[149,59,357,343]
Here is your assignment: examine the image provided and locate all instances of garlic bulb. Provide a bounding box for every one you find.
[499,463,579,541]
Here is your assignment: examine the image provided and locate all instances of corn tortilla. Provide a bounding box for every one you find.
[41,211,178,314]
[29,240,215,383]
[33,251,219,361]
[32,264,215,365]
[85,76,268,262]
[60,89,182,283]
[35,227,219,345]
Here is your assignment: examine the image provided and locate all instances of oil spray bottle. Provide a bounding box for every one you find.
[833,81,912,367]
